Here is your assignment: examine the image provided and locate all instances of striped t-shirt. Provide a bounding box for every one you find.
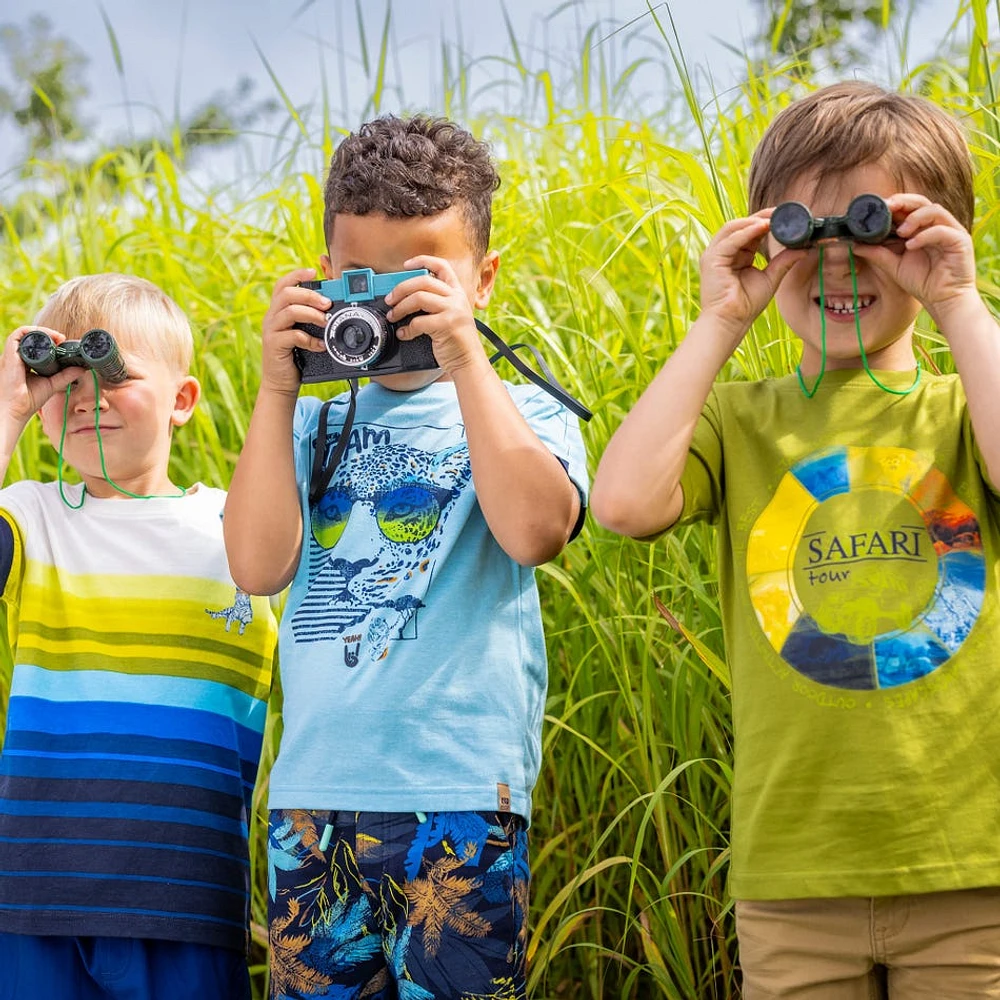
[0,482,276,951]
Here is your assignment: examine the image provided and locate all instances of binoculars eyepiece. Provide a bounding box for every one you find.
[770,193,895,250]
[18,329,128,384]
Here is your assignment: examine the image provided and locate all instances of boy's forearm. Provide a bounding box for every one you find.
[224,389,303,594]
[591,314,737,539]
[0,422,23,488]
[936,294,1000,488]
[0,413,31,488]
[451,356,580,566]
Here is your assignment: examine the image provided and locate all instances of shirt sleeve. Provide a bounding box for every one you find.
[677,389,724,525]
[964,405,1000,502]
[0,506,24,665]
[0,507,23,605]
[511,385,590,540]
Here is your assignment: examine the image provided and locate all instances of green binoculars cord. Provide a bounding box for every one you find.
[56,369,187,509]
[795,245,922,399]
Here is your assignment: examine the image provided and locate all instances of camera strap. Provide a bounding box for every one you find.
[476,320,592,422]
[307,323,591,505]
[309,379,359,506]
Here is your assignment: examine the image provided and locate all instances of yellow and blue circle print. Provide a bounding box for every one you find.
[747,446,985,689]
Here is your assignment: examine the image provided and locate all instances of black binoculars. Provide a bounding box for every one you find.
[18,328,128,383]
[770,193,895,249]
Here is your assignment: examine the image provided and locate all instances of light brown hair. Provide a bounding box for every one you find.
[34,273,193,374]
[748,82,974,232]
[323,114,500,258]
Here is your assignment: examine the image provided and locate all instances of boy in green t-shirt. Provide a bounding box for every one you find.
[593,82,1000,996]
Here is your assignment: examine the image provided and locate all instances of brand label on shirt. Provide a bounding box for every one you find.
[497,783,511,812]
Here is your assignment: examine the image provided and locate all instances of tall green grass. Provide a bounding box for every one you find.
[1,2,998,996]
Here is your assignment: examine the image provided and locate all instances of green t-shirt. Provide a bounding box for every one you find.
[679,368,1000,899]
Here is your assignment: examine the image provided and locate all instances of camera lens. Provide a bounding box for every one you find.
[770,201,813,248]
[339,323,373,355]
[846,193,892,243]
[324,308,385,368]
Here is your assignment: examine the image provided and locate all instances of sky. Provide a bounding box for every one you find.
[0,0,973,183]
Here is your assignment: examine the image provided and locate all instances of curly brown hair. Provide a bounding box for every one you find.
[749,82,974,233]
[323,114,500,259]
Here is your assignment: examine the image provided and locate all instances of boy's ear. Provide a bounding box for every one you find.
[319,254,334,280]
[473,250,500,310]
[170,375,201,428]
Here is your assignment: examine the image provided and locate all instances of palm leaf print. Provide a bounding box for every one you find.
[269,898,335,998]
[403,851,492,956]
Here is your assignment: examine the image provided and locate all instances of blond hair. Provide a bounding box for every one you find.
[748,82,974,232]
[34,273,193,374]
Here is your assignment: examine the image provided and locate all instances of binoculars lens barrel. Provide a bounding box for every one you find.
[845,193,893,242]
[770,201,813,249]
[770,193,894,249]
[18,331,62,376]
[80,329,129,383]
[17,328,129,383]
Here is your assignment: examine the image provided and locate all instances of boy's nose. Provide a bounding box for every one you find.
[818,240,862,276]
[70,375,110,411]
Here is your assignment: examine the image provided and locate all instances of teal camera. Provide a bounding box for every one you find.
[293,267,436,383]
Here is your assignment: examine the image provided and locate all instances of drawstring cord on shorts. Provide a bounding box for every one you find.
[318,811,428,853]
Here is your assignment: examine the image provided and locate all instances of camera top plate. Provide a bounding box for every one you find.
[302,267,430,304]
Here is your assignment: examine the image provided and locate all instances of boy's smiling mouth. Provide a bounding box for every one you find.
[814,294,875,317]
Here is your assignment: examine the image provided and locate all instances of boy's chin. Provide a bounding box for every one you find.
[369,369,446,392]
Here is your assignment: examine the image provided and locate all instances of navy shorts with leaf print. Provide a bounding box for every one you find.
[267,809,529,1000]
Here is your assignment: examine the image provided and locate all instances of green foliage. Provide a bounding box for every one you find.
[751,0,923,77]
[0,12,277,196]
[0,14,90,157]
[0,2,998,998]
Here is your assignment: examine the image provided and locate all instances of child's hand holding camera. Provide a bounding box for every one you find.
[260,269,332,396]
[383,255,486,375]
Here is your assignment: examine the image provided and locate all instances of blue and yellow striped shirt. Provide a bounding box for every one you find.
[0,482,276,951]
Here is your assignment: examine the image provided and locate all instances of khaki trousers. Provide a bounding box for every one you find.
[736,889,1000,999]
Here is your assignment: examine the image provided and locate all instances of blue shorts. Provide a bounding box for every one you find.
[268,809,529,999]
[0,933,250,1000]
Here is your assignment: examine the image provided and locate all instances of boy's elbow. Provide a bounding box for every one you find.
[591,480,676,540]
[225,543,299,597]
[227,559,289,597]
[223,502,301,595]
[504,503,580,567]
[590,479,637,534]
[510,530,570,567]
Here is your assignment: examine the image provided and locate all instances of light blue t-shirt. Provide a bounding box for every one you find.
[268,379,588,821]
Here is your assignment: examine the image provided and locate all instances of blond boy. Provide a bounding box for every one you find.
[0,274,276,999]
